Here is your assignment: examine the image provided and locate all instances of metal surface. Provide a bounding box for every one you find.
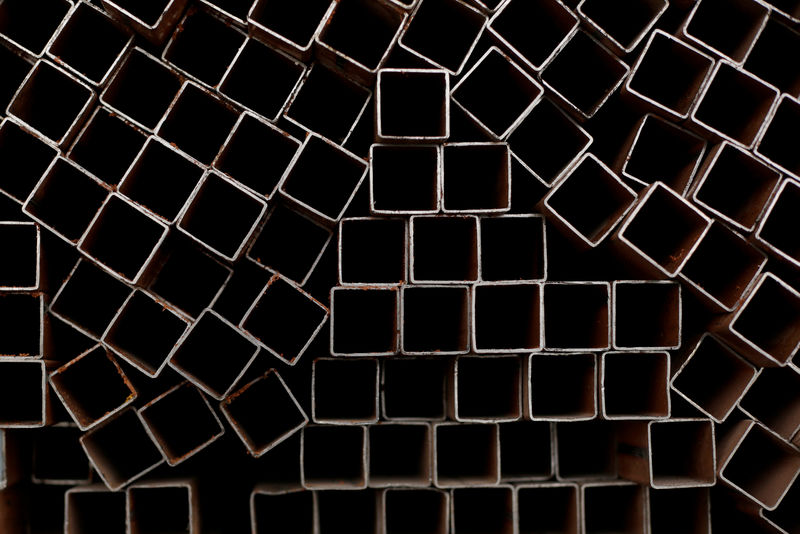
[49,259,134,341]
[250,487,314,534]
[716,272,800,367]
[78,408,165,491]
[101,289,191,377]
[247,201,333,286]
[142,231,234,318]
[671,333,760,423]
[612,280,681,350]
[7,59,95,147]
[169,308,260,400]
[214,111,302,200]
[31,422,92,485]
[410,215,480,284]
[0,222,39,291]
[162,7,248,88]
[100,47,184,132]
[498,421,554,481]
[330,287,399,356]
[247,0,337,61]
[277,132,369,225]
[101,0,189,45]
[762,474,800,533]
[369,144,442,214]
[540,30,630,120]
[506,97,592,186]
[138,381,225,466]
[1,0,798,529]
[67,106,148,188]
[516,483,579,534]
[690,141,782,233]
[398,0,487,76]
[488,0,578,73]
[154,81,240,165]
[301,424,368,490]
[49,344,137,431]
[755,179,800,269]
[615,114,707,196]
[283,63,372,146]
[219,37,306,122]
[64,485,127,534]
[433,422,500,487]
[542,281,611,352]
[690,60,779,149]
[381,357,448,421]
[716,419,800,510]
[0,291,44,359]
[450,354,522,422]
[618,418,716,488]
[756,94,800,181]
[178,170,268,262]
[0,358,46,428]
[381,488,449,534]
[126,481,199,534]
[614,182,712,278]
[442,143,511,213]
[526,352,597,421]
[451,47,543,140]
[369,423,433,487]
[240,273,329,365]
[744,15,800,96]
[0,117,59,205]
[337,217,407,286]
[315,0,407,85]
[624,29,715,120]
[401,284,471,355]
[0,0,73,59]
[478,214,547,282]
[222,369,308,456]
[45,1,133,87]
[601,350,671,420]
[555,420,617,480]
[23,156,110,245]
[649,487,711,534]
[739,367,800,440]
[680,0,769,64]
[576,0,668,54]
[312,357,380,424]
[376,69,450,142]
[315,489,379,533]
[581,481,648,534]
[471,282,541,353]
[678,221,767,312]
[451,485,515,534]
[542,153,637,247]
[118,135,205,223]
[77,193,170,284]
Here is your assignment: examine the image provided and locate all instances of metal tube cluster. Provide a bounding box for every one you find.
[0,0,799,533]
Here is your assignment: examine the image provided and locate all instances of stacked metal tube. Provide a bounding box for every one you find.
[0,0,799,533]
